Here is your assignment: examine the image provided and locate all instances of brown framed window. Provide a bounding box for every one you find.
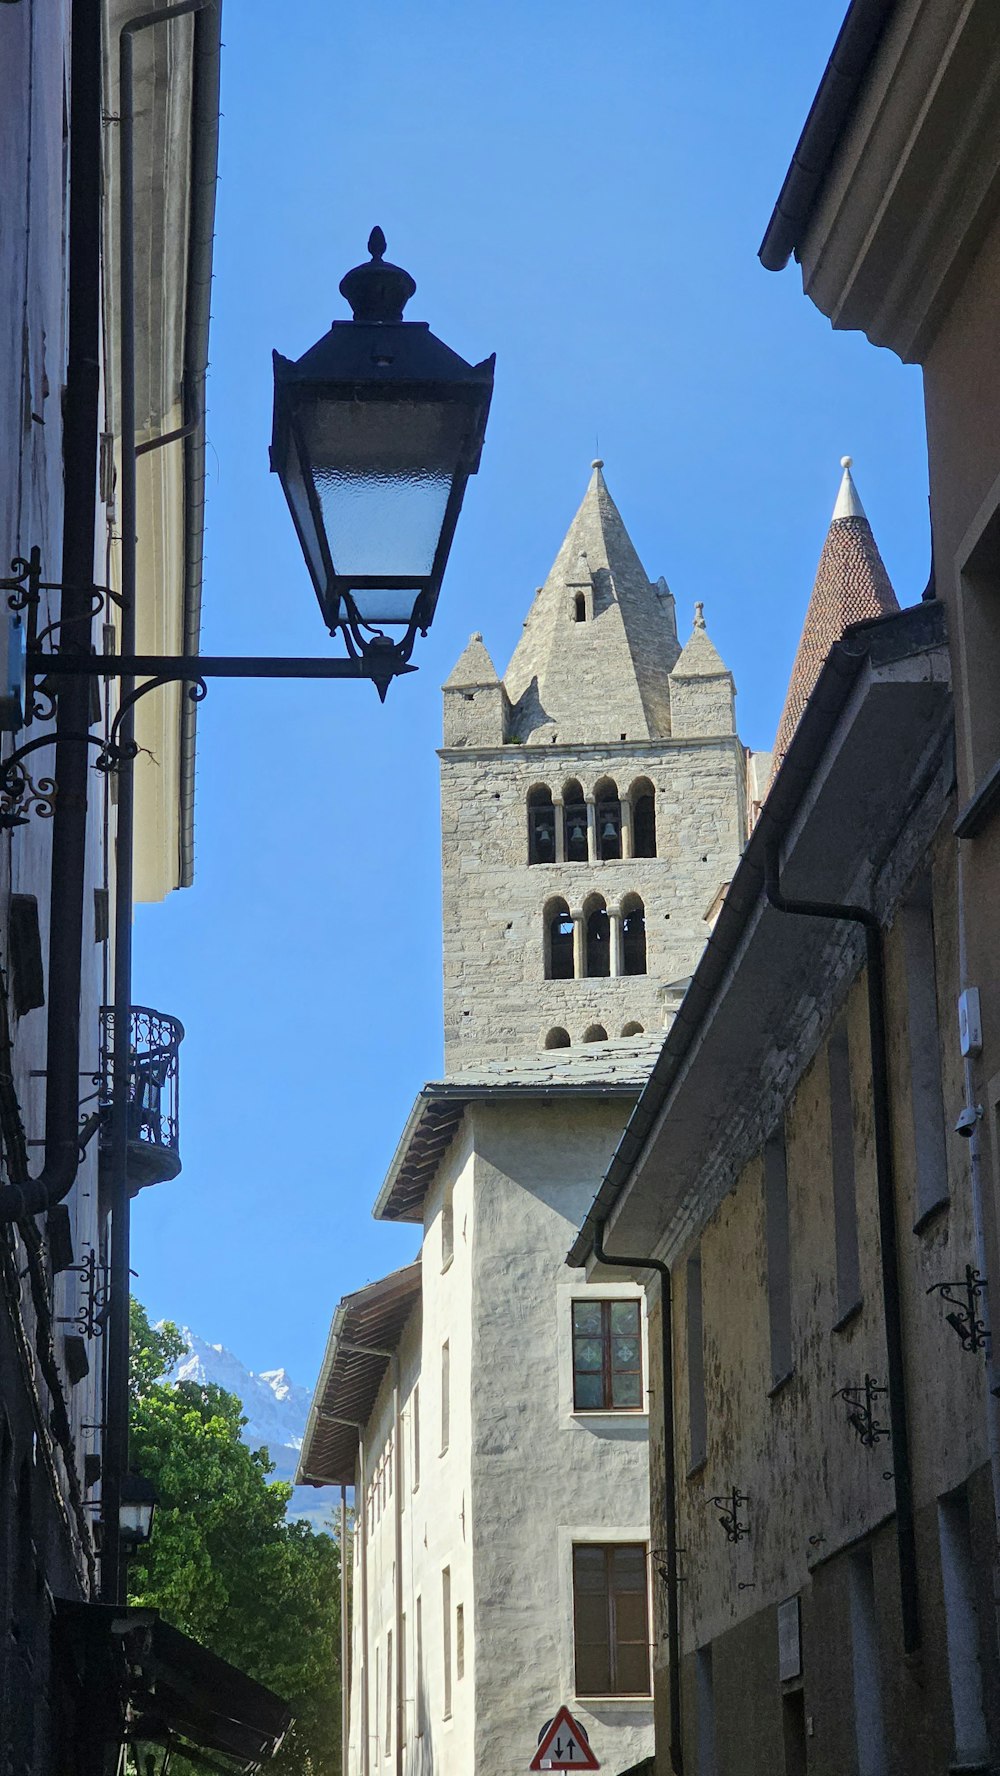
[572,1544,650,1696]
[572,1299,642,1409]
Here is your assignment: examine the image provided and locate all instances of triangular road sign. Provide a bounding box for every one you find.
[530,1705,600,1771]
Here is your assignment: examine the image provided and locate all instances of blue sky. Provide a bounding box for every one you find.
[131,0,929,1387]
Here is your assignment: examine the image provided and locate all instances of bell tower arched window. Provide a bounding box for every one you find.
[594,778,621,860]
[630,778,656,858]
[622,895,647,975]
[573,593,586,623]
[563,781,588,863]
[528,785,556,865]
[545,899,574,980]
[585,895,610,977]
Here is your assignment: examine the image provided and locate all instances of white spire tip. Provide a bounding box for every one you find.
[591,458,604,470]
[841,455,852,469]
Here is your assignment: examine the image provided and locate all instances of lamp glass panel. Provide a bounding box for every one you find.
[281,426,328,593]
[297,397,468,607]
[120,1500,153,1541]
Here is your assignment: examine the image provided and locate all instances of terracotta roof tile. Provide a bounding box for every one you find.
[772,476,898,776]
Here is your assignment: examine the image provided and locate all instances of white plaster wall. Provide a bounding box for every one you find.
[351,1099,653,1776]
[468,1099,653,1776]
[349,1126,477,1776]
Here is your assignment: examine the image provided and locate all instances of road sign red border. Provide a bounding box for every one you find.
[530,1705,600,1771]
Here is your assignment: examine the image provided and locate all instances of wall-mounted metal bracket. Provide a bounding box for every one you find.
[708,1487,750,1543]
[834,1374,889,1447]
[56,1245,110,1340]
[927,1265,988,1353]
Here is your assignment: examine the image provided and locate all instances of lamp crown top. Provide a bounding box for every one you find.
[339,227,417,324]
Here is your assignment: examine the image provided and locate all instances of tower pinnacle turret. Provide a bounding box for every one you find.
[772,457,899,775]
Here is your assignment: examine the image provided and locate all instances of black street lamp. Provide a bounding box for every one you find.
[0,223,493,1611]
[119,1472,158,1548]
[271,227,494,693]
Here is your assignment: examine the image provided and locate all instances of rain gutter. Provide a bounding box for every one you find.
[759,0,897,273]
[178,0,221,886]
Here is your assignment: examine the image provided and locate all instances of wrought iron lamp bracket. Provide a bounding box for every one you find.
[56,1245,110,1340]
[650,1546,686,1588]
[0,545,422,825]
[1,548,124,725]
[834,1374,890,1447]
[927,1266,988,1353]
[708,1487,750,1543]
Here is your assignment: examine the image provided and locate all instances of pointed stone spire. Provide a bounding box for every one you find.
[443,632,509,747]
[443,631,500,689]
[771,457,899,775]
[502,461,681,742]
[669,602,735,735]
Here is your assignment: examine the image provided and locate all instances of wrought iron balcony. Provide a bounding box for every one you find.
[100,1005,184,1194]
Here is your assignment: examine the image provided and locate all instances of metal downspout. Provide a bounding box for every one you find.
[955,844,1000,1583]
[0,0,102,1227]
[764,839,921,1655]
[102,0,215,1606]
[593,1223,682,1775]
[341,1484,351,1776]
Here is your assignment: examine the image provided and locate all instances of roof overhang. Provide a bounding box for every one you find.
[104,2,222,897]
[760,0,1000,363]
[375,1070,651,1224]
[568,599,951,1269]
[56,1597,292,1770]
[298,1263,422,1487]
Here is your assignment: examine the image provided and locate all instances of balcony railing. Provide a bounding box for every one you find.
[100,1005,184,1194]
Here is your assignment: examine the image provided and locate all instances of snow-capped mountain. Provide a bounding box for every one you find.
[163,1326,334,1528]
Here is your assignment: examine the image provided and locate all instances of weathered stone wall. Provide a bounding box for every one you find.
[441,738,747,1067]
[647,818,1000,1772]
[442,680,508,750]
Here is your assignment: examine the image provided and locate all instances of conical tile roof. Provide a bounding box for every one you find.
[503,462,680,742]
[772,459,899,775]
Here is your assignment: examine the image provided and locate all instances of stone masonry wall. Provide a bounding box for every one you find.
[441,738,747,1068]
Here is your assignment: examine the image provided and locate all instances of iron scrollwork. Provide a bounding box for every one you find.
[834,1374,889,1447]
[1,547,121,726]
[708,1487,750,1543]
[927,1265,989,1354]
[57,1246,110,1340]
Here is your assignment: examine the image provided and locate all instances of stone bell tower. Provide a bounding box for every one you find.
[440,462,747,1069]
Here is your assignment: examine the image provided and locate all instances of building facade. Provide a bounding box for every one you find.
[299,466,751,1776]
[564,26,1000,1758]
[1,4,288,1768]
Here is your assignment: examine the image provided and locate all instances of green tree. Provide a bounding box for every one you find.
[128,1301,342,1774]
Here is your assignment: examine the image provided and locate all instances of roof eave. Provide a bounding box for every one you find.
[759,0,898,273]
[567,598,949,1269]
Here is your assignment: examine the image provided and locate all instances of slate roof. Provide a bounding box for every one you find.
[771,460,898,776]
[374,1033,664,1224]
